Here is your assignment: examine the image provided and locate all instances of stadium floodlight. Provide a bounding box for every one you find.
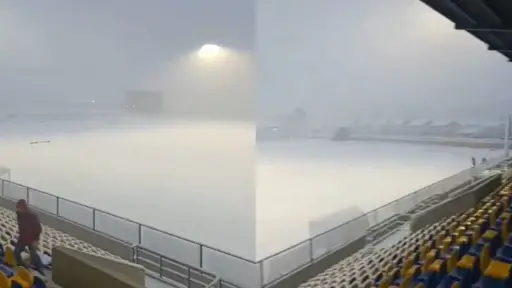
[197,44,222,59]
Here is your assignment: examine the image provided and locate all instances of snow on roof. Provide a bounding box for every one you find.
[385,118,408,126]
[480,121,504,127]
[458,126,483,134]
[430,120,460,127]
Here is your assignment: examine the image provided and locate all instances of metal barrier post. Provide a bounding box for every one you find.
[26,187,29,203]
[259,260,264,286]
[199,245,203,267]
[56,196,60,216]
[92,209,96,230]
[138,224,142,244]
[308,240,313,261]
[1,180,3,197]
[159,256,163,277]
[187,268,191,287]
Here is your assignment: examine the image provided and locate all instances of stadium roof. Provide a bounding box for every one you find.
[421,0,512,62]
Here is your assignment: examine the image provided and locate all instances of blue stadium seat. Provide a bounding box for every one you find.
[496,244,512,263]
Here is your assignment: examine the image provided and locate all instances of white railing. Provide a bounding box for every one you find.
[0,156,505,287]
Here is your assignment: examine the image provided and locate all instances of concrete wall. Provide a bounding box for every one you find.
[410,174,502,232]
[52,246,145,288]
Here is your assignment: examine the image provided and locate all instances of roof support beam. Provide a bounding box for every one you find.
[421,0,476,27]
[453,0,502,26]
[455,26,512,33]
[488,47,512,53]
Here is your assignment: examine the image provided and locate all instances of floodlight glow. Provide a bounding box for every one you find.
[197,44,222,59]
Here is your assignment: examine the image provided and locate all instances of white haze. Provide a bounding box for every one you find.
[0,120,502,259]
[0,120,256,259]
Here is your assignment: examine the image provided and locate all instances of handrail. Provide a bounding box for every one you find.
[2,178,256,264]
[132,244,215,276]
[206,277,221,288]
[132,244,241,287]
[132,244,224,287]
[0,155,505,287]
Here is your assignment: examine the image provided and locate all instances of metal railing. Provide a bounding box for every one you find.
[132,245,239,288]
[0,156,505,287]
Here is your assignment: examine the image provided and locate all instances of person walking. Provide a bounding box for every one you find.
[14,199,45,275]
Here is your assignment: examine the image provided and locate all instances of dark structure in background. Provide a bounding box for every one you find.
[420,0,512,62]
[331,127,351,141]
[124,91,164,114]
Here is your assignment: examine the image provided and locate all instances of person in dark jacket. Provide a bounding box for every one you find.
[14,199,44,274]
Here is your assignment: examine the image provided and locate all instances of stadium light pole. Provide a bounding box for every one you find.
[505,115,510,158]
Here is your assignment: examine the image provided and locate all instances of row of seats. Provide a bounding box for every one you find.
[370,181,512,288]
[0,263,46,288]
[0,209,117,260]
[299,203,466,287]
[299,218,459,287]
[0,208,122,263]
[0,205,135,287]
[299,176,510,288]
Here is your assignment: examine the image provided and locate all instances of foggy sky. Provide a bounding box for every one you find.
[0,0,254,117]
[257,0,512,124]
[1,0,512,123]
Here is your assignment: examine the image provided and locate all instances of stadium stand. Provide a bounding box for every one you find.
[0,163,501,287]
[0,204,140,287]
[298,171,512,288]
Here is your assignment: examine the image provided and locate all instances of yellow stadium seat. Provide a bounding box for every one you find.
[0,272,9,288]
[10,276,30,288]
[475,210,485,218]
[439,244,449,255]
[401,257,414,277]
[499,190,510,197]
[470,225,481,244]
[490,207,499,226]
[476,220,487,230]
[446,250,458,273]
[448,223,457,233]
[13,267,33,287]
[436,232,446,246]
[421,249,438,273]
[500,196,509,208]
[4,246,16,267]
[405,265,421,279]
[443,236,453,246]
[420,244,430,260]
[479,243,491,273]
[484,260,511,281]
[428,259,444,273]
[482,229,501,251]
[500,213,511,243]
[455,227,466,238]
[457,254,476,270]
[399,276,412,288]
[378,274,391,288]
